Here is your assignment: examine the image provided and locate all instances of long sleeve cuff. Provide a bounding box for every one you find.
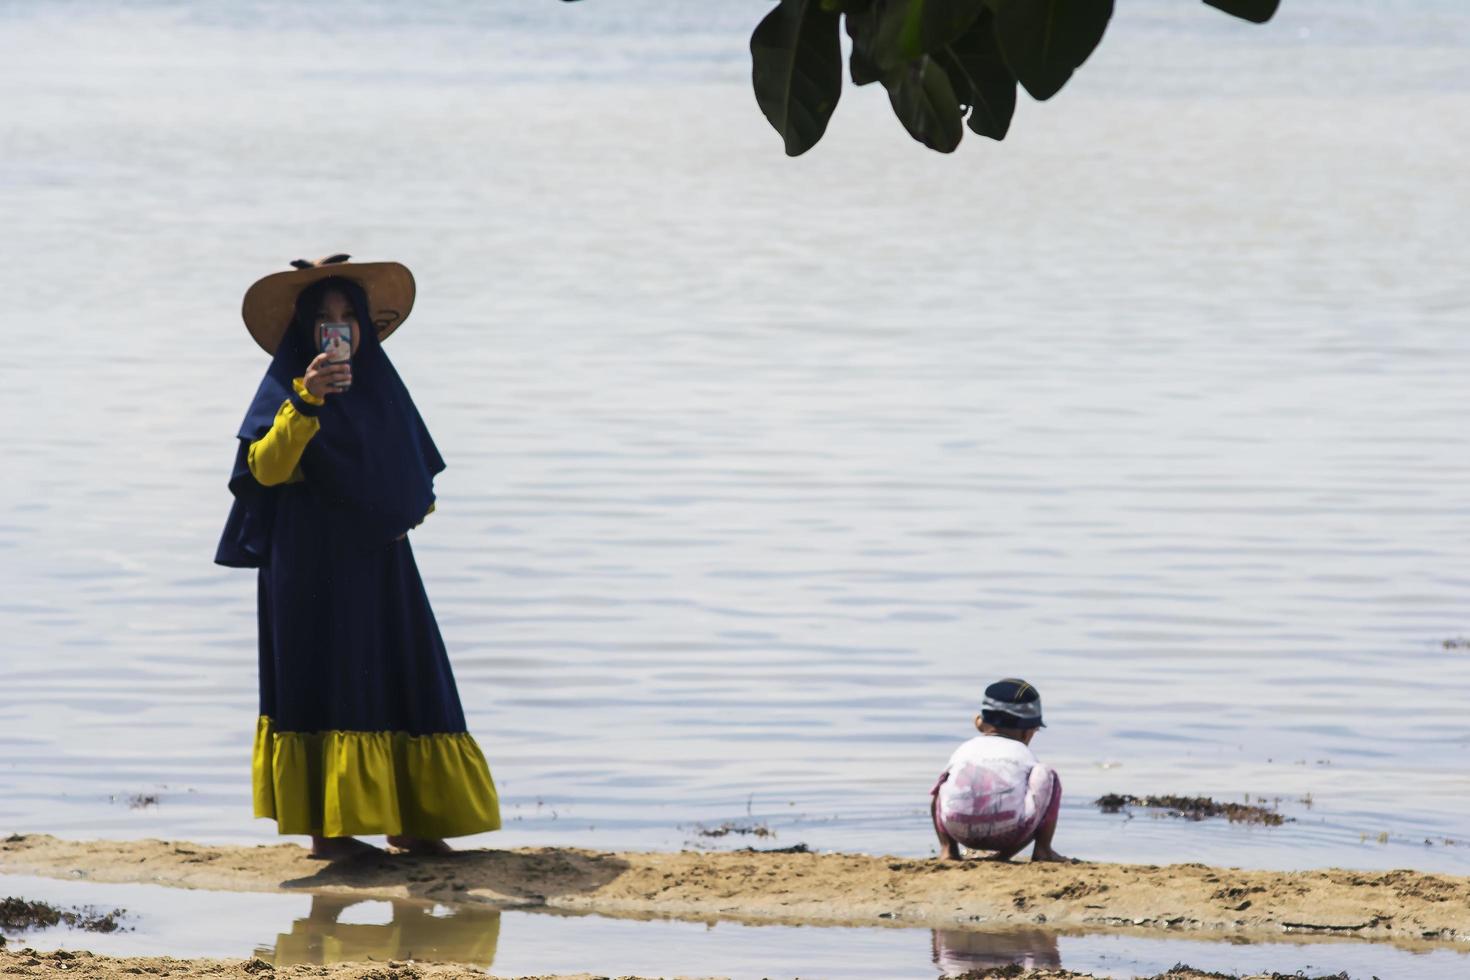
[289,377,324,417]
[247,387,323,487]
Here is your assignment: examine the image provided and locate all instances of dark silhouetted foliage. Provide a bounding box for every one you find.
[562,0,1282,155]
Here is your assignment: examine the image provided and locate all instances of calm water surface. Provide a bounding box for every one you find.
[1,1,1468,873]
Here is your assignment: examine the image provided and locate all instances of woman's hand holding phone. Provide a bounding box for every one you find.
[304,353,351,399]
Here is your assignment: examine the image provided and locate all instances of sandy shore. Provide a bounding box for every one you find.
[4,833,1469,948]
[0,948,1355,980]
[0,948,664,980]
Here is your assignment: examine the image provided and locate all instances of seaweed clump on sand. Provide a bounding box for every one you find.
[693,820,774,839]
[1170,969,1350,980]
[0,897,128,934]
[949,968,1349,979]
[1095,794,1290,826]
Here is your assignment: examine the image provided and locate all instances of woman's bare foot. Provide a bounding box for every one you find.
[386,835,454,856]
[939,842,963,861]
[308,836,383,861]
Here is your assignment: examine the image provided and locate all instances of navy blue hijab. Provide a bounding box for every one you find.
[214,277,444,568]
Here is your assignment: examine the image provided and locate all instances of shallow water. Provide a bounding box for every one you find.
[4,873,1469,979]
[1,0,1469,872]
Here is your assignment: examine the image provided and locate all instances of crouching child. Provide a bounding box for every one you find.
[931,678,1068,862]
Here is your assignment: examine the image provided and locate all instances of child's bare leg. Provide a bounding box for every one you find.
[1028,770,1069,862]
[1029,812,1068,862]
[932,795,962,860]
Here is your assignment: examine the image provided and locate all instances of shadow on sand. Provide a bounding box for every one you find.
[278,847,630,909]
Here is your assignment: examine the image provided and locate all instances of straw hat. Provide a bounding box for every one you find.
[241,254,416,355]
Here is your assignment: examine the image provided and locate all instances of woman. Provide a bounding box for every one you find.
[216,255,500,860]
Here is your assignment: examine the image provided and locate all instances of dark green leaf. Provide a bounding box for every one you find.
[895,0,989,61]
[844,1,901,77]
[936,10,1016,140]
[1202,0,1281,24]
[848,0,987,73]
[850,47,884,86]
[882,56,964,152]
[991,0,1114,102]
[846,9,885,85]
[751,0,845,156]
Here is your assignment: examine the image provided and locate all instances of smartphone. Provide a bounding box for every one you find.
[318,322,352,391]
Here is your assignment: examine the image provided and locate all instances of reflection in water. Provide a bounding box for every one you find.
[931,928,1061,977]
[256,895,500,968]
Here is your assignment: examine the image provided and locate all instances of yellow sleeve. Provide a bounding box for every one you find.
[246,379,325,487]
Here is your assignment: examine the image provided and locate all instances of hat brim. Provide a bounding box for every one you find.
[242,261,415,355]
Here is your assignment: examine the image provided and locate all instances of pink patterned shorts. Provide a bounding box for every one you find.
[932,764,1061,853]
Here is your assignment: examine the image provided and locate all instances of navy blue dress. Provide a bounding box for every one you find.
[217,279,499,840]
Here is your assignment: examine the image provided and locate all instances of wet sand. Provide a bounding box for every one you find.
[0,948,1365,980]
[0,948,664,980]
[4,834,1468,947]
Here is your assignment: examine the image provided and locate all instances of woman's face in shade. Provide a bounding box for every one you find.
[312,288,361,356]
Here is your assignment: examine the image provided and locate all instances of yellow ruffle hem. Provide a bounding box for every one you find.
[252,716,501,839]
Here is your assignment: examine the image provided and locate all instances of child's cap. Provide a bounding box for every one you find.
[981,678,1045,730]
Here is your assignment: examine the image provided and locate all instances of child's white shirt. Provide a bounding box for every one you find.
[935,734,1044,839]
